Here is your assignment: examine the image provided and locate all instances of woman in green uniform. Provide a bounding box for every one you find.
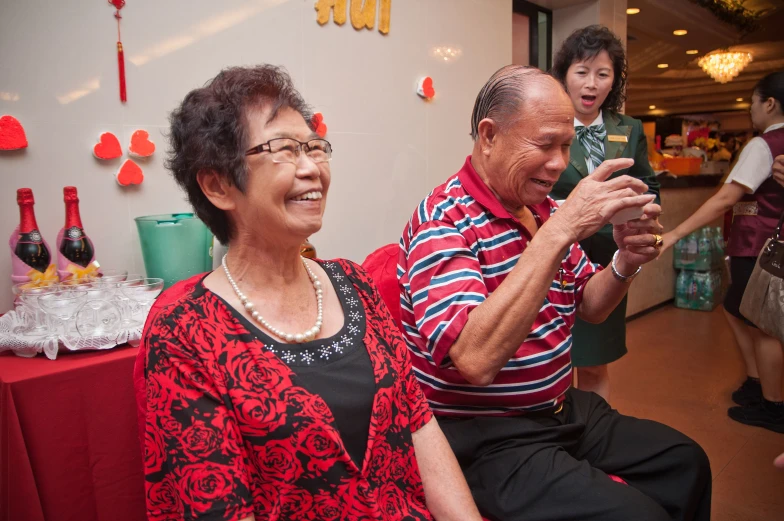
[551,25,660,401]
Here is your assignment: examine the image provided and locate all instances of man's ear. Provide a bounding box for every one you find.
[477,118,498,158]
[196,169,237,211]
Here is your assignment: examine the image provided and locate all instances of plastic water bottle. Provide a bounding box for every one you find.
[675,270,690,309]
[713,227,725,267]
[683,233,698,269]
[673,238,684,269]
[697,228,713,271]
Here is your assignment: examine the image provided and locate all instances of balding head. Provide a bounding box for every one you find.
[469,66,575,212]
[470,66,569,141]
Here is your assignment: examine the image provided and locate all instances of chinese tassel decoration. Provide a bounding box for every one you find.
[109,0,127,103]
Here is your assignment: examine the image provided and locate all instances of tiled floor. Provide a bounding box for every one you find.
[614,305,784,521]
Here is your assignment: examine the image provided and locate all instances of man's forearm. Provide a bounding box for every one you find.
[448,225,571,386]
[577,260,636,323]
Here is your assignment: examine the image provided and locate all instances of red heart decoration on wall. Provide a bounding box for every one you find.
[421,77,435,99]
[311,112,327,138]
[93,132,122,160]
[116,159,144,186]
[129,129,155,157]
[0,115,28,150]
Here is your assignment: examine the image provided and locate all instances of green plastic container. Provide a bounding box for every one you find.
[135,213,214,289]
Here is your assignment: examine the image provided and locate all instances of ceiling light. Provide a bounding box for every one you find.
[698,51,753,83]
[626,8,640,14]
[657,63,669,68]
[686,50,699,55]
[736,97,744,102]
[649,105,656,109]
[673,29,688,36]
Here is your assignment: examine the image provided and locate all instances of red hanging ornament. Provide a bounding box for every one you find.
[108,0,127,103]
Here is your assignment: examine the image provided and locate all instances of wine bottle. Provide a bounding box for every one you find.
[14,188,51,272]
[59,186,94,267]
[301,239,316,259]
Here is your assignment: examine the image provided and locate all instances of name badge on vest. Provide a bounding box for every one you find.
[608,135,628,143]
[733,201,758,216]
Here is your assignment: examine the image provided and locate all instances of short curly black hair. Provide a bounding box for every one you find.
[166,65,312,244]
[551,25,628,114]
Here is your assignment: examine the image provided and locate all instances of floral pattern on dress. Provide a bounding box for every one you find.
[144,259,434,521]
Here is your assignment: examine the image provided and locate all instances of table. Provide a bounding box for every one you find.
[0,346,146,521]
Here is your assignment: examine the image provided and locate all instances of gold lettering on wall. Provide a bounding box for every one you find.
[315,0,390,34]
[350,0,376,30]
[315,0,347,26]
[378,0,390,34]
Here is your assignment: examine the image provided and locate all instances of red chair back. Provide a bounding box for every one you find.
[361,243,403,331]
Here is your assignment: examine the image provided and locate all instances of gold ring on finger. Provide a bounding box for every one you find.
[653,234,663,249]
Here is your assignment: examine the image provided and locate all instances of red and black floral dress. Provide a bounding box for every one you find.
[143,259,435,521]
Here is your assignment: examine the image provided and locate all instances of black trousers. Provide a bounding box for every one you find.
[439,389,712,521]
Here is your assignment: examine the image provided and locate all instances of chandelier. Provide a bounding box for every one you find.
[698,51,753,84]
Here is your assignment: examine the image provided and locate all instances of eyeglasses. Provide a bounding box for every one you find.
[245,138,332,164]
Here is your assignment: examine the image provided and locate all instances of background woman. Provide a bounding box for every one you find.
[550,25,661,401]
[142,64,482,521]
[662,72,784,434]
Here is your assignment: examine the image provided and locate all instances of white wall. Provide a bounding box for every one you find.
[0,0,512,310]
[552,0,627,57]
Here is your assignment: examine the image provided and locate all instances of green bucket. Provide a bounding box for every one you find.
[134,213,214,289]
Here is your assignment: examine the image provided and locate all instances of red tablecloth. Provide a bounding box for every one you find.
[0,346,145,521]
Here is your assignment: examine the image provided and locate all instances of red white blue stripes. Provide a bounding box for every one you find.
[398,156,600,417]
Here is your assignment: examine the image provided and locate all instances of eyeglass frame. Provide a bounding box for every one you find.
[245,137,333,163]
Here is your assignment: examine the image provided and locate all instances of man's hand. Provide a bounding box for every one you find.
[773,154,784,188]
[613,202,664,271]
[548,158,656,244]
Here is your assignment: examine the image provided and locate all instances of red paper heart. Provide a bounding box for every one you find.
[116,159,144,186]
[0,115,28,150]
[311,112,327,138]
[421,77,435,99]
[129,129,155,157]
[93,132,122,160]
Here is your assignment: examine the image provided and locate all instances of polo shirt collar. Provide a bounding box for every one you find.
[457,155,552,224]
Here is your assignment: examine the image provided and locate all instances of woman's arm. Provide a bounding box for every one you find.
[662,182,747,250]
[412,418,483,521]
[774,154,784,188]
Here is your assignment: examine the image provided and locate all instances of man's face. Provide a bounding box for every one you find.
[484,83,574,212]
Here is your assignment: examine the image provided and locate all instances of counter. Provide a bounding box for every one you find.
[626,174,724,317]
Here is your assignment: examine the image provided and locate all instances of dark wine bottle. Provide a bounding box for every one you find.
[59,186,94,267]
[14,188,51,272]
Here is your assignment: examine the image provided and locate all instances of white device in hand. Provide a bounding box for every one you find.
[610,205,645,225]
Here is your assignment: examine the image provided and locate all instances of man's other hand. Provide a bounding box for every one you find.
[549,158,655,244]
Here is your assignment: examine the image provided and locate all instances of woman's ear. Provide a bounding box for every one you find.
[763,96,778,115]
[197,169,237,211]
[477,118,498,157]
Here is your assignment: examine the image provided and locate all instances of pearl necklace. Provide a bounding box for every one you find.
[222,253,323,343]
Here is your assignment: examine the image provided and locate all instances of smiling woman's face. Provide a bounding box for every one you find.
[565,50,615,123]
[235,106,331,245]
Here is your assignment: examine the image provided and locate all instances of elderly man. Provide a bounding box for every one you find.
[398,66,711,521]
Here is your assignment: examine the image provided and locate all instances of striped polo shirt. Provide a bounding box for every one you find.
[398,156,601,417]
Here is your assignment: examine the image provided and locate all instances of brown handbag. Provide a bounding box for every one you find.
[740,210,784,343]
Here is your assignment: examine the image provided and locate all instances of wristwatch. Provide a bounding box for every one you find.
[611,250,642,283]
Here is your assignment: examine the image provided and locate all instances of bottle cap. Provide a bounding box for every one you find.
[16,188,34,205]
[63,186,79,202]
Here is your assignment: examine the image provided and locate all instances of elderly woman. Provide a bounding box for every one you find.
[142,65,481,521]
[549,25,661,401]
